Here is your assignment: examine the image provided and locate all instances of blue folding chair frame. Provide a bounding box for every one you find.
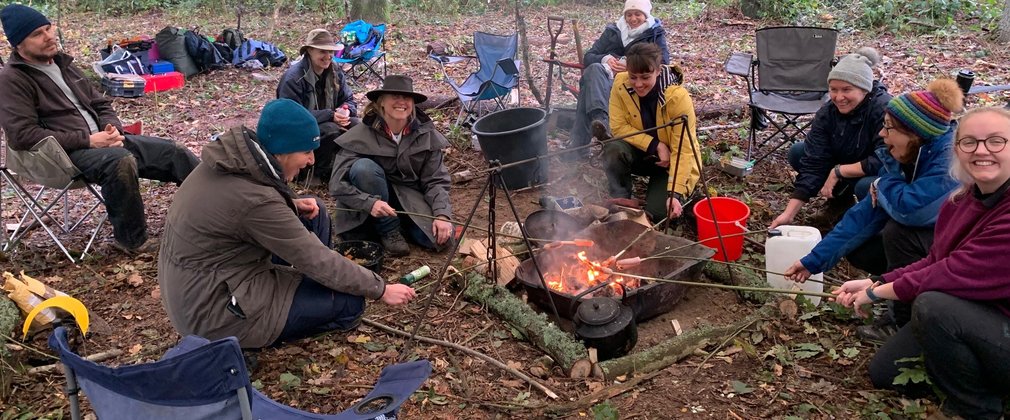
[50,326,432,420]
[333,21,387,83]
[429,31,521,127]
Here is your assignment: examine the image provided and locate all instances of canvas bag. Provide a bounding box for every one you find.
[6,136,82,189]
[155,26,199,77]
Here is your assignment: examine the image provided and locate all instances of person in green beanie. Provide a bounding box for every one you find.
[158,99,415,349]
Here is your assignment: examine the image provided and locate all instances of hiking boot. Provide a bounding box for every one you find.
[113,238,160,256]
[856,322,898,344]
[807,197,854,230]
[379,231,409,257]
[591,119,612,142]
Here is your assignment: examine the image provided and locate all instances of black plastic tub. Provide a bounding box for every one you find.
[471,107,548,190]
[334,241,384,272]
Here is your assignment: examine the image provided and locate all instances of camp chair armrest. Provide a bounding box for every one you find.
[725,52,753,78]
[428,54,476,65]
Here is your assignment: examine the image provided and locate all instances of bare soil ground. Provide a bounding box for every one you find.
[2,2,1009,419]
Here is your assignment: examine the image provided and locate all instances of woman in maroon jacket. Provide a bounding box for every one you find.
[833,107,1010,419]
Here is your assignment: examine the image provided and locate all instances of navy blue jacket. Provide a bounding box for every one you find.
[583,20,670,67]
[800,127,960,274]
[276,58,357,124]
[792,81,891,201]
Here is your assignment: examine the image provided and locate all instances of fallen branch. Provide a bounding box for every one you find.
[457,272,589,376]
[29,349,123,375]
[362,318,560,400]
[596,305,774,381]
[546,369,664,415]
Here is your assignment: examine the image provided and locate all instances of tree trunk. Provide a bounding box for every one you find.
[703,261,770,304]
[349,0,389,23]
[458,273,589,374]
[999,0,1010,43]
[0,295,21,402]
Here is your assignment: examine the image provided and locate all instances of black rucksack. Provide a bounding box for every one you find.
[217,28,245,51]
[184,30,228,72]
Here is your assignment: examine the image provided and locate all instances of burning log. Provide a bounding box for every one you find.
[456,272,590,376]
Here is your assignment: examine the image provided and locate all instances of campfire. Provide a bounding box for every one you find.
[543,251,642,298]
[515,220,715,323]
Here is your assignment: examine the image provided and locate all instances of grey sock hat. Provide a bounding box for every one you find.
[827,47,880,92]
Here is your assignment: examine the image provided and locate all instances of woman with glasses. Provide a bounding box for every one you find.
[784,79,963,338]
[831,107,1010,419]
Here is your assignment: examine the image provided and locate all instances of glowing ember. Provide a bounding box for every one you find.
[544,250,642,297]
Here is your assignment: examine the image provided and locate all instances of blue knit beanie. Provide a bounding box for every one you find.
[1,4,51,48]
[257,99,320,155]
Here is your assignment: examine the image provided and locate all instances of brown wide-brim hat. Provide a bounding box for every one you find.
[299,28,340,55]
[366,75,428,104]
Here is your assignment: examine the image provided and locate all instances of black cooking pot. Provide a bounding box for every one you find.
[573,297,637,361]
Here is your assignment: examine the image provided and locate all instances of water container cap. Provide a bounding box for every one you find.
[767,229,782,237]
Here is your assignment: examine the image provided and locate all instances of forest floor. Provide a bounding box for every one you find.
[2,2,1009,419]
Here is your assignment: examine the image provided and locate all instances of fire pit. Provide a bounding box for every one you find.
[515,220,715,322]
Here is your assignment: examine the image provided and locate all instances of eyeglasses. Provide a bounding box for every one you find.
[882,122,897,136]
[956,136,1009,154]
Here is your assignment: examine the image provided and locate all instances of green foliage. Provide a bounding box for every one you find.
[892,356,932,386]
[591,400,620,420]
[741,0,823,25]
[856,0,1004,33]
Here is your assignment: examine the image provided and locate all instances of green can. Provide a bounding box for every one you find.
[399,265,431,285]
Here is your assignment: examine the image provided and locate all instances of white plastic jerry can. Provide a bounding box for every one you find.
[765,225,824,306]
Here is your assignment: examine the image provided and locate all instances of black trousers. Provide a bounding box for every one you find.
[68,134,199,248]
[602,140,670,221]
[846,219,935,326]
[869,292,1010,419]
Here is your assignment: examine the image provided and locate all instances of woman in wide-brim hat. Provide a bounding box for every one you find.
[277,28,359,184]
[329,75,453,257]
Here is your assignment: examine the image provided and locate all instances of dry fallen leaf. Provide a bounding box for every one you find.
[150,285,161,300]
[126,273,144,287]
[128,343,142,355]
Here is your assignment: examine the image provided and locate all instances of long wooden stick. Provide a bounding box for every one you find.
[609,270,834,299]
[28,349,123,375]
[361,318,560,400]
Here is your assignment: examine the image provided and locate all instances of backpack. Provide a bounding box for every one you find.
[217,28,245,51]
[184,30,228,72]
[155,26,199,77]
[233,39,286,67]
[212,42,235,64]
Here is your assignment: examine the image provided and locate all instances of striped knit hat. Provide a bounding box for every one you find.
[885,78,964,140]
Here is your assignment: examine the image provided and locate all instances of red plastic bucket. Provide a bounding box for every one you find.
[693,197,750,262]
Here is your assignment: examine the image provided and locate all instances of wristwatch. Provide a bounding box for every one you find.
[833,165,844,179]
[865,281,883,303]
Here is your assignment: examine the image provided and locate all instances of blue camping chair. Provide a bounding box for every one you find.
[333,20,387,83]
[430,31,521,127]
[49,326,431,420]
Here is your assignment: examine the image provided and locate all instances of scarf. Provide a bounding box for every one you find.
[616,14,656,47]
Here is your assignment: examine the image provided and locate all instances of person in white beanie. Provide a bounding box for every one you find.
[770,47,892,233]
[563,0,669,160]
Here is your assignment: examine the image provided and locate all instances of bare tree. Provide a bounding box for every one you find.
[1000,0,1010,43]
[350,0,389,22]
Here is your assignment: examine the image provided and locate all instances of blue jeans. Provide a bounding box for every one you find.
[347,158,437,250]
[568,63,612,150]
[788,142,875,201]
[272,196,366,345]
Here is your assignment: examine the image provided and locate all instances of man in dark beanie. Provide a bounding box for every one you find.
[0,4,200,254]
[158,99,416,348]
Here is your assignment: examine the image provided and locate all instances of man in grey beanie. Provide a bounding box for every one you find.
[771,47,891,235]
[0,4,200,254]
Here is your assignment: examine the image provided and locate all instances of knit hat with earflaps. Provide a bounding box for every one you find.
[257,99,321,155]
[886,78,964,140]
[827,47,880,92]
[1,4,51,48]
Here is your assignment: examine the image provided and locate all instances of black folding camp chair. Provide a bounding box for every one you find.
[430,32,521,127]
[725,26,838,165]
